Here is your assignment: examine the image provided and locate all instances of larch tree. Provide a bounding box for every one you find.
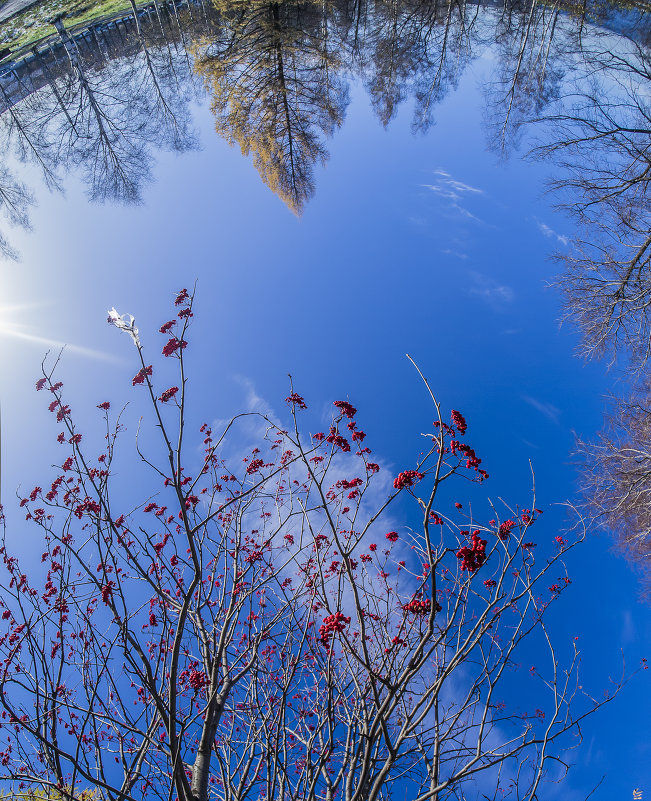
[194,0,348,213]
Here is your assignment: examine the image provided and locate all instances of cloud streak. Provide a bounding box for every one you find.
[421,169,486,223]
[468,271,515,308]
[428,169,485,197]
[535,219,569,246]
[522,395,561,424]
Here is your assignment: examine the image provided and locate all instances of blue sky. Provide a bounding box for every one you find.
[0,41,649,798]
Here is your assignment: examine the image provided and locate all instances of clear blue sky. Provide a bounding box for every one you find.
[0,40,649,799]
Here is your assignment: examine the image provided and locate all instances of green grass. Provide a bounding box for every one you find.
[66,0,136,27]
[0,0,138,60]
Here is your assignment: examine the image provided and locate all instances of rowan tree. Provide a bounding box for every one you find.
[0,289,624,801]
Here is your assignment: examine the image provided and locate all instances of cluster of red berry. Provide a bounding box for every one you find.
[319,612,351,647]
[393,470,425,490]
[451,409,467,435]
[456,531,487,572]
[402,598,441,615]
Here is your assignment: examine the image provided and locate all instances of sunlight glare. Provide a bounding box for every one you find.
[0,304,120,363]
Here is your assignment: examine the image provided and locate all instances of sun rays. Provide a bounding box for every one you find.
[0,303,120,363]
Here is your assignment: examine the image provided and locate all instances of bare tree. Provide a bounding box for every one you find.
[576,380,651,596]
[0,164,34,260]
[484,0,567,156]
[0,290,625,801]
[552,215,651,368]
[530,35,651,368]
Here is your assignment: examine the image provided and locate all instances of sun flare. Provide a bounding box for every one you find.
[0,304,119,362]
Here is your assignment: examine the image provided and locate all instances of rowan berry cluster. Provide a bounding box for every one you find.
[498,520,517,540]
[319,612,351,647]
[333,400,357,418]
[159,386,179,403]
[162,337,187,357]
[456,531,487,572]
[132,365,153,386]
[402,598,441,615]
[326,427,351,452]
[285,393,307,409]
[451,409,467,435]
[393,470,425,490]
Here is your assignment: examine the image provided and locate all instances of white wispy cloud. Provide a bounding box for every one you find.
[421,169,486,223]
[456,206,483,223]
[233,375,271,415]
[468,271,515,308]
[620,609,636,645]
[535,220,569,246]
[430,169,485,196]
[441,248,468,260]
[522,395,561,424]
